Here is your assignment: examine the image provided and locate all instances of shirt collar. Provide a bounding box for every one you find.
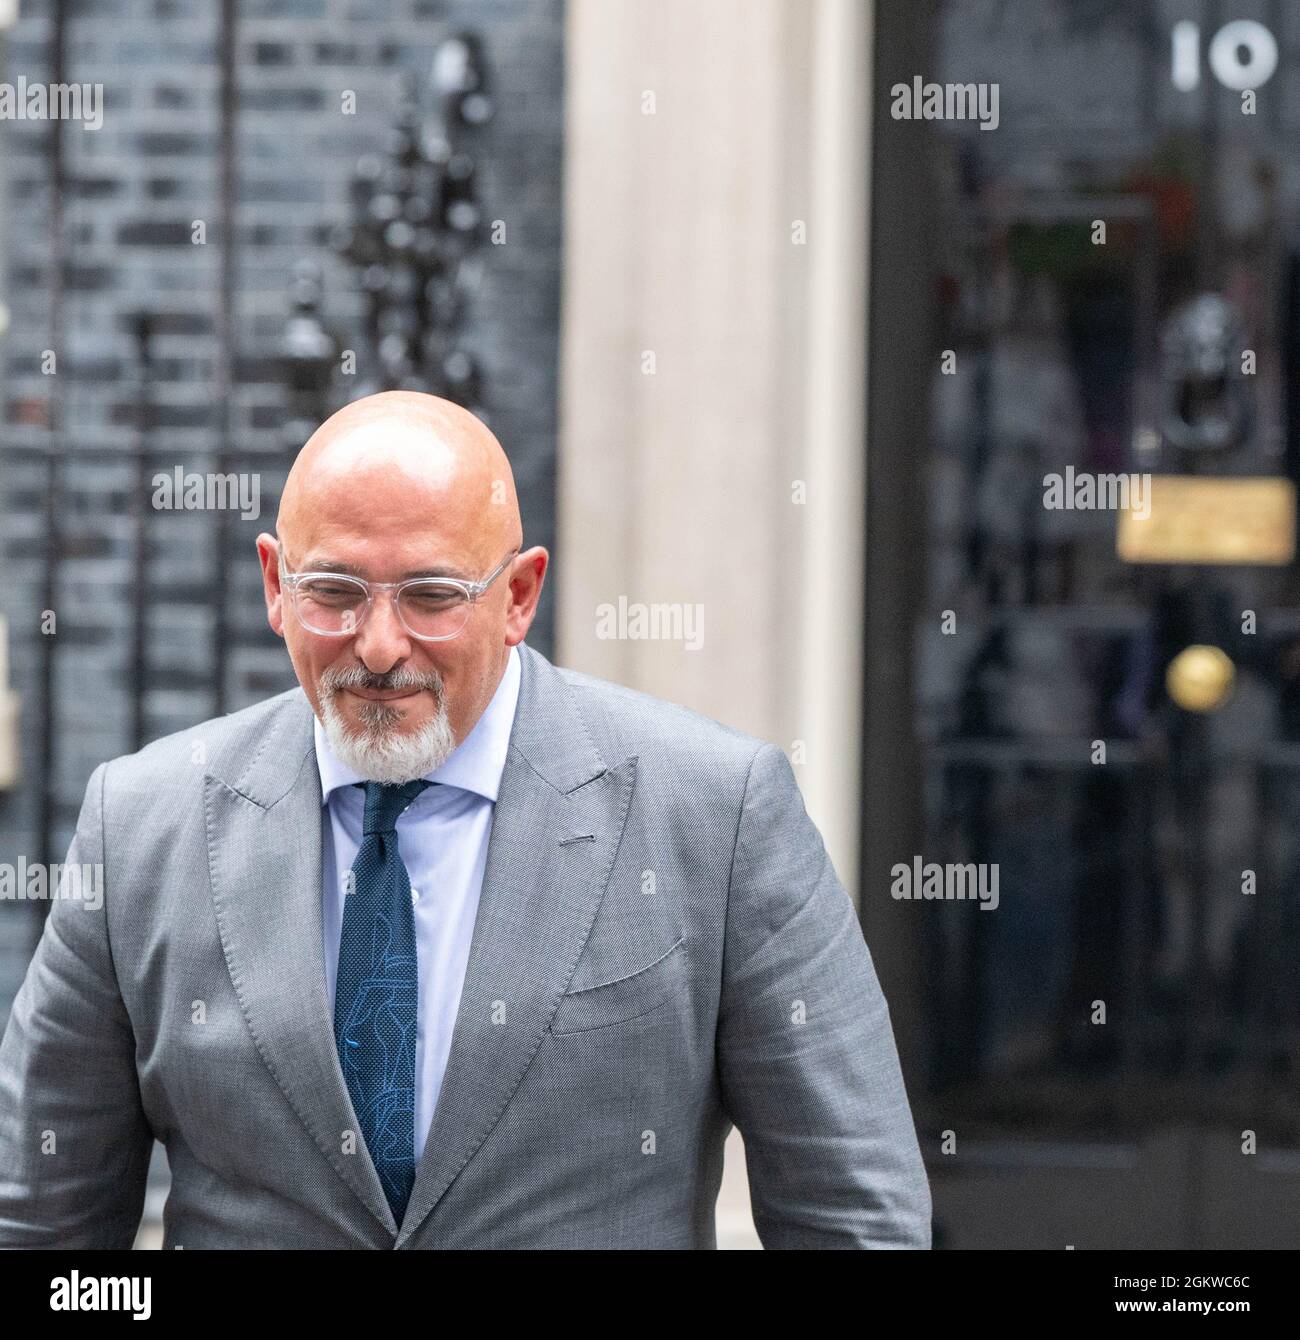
[313,643,522,805]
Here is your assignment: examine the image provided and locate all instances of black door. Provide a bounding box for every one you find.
[866,0,1300,1248]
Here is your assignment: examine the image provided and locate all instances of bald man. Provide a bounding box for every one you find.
[0,392,930,1249]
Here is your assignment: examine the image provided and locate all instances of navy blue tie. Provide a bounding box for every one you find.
[333,779,430,1225]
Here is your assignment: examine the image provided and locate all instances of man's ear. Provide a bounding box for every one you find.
[505,546,548,645]
[255,533,286,637]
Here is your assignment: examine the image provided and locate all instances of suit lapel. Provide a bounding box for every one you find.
[203,692,397,1237]
[203,644,635,1246]
[395,643,637,1247]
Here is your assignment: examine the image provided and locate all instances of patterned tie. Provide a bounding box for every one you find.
[333,778,430,1225]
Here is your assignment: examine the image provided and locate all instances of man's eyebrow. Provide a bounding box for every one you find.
[304,558,471,580]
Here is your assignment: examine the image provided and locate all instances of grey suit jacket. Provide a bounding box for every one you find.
[0,642,931,1248]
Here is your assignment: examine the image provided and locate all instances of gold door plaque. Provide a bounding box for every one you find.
[1117,475,1296,565]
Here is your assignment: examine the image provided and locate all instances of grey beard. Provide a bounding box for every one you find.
[319,679,458,785]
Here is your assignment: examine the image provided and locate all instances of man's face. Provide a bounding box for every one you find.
[256,449,530,780]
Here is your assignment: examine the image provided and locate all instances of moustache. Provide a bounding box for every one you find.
[322,665,444,697]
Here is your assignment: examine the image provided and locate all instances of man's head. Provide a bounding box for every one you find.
[256,391,547,783]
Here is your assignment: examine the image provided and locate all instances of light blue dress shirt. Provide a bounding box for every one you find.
[315,644,522,1165]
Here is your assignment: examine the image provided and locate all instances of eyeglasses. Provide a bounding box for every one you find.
[277,547,519,642]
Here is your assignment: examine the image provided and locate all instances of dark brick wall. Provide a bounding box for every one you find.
[0,0,564,1021]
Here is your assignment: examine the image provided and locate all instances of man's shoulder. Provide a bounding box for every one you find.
[97,686,311,794]
[549,658,771,775]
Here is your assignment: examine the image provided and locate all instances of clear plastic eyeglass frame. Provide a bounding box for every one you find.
[277,545,519,641]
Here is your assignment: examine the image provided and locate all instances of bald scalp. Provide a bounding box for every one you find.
[278,391,520,556]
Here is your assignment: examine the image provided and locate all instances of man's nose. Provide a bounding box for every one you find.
[352,589,413,673]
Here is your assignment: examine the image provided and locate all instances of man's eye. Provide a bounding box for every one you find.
[304,583,361,602]
[406,588,460,608]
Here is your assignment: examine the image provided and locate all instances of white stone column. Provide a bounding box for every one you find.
[559,0,872,899]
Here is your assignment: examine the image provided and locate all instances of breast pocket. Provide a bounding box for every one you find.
[548,935,687,1035]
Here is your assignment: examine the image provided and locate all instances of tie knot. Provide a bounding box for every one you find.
[360,779,431,835]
